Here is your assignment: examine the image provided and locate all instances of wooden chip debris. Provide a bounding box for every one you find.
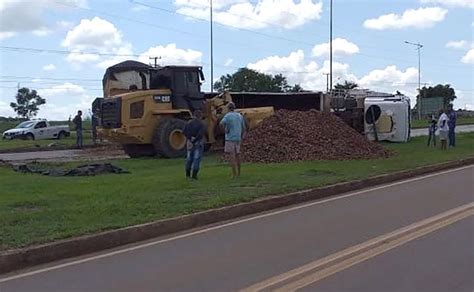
[240,109,393,163]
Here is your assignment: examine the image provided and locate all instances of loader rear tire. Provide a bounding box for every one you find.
[152,118,187,158]
[123,144,156,158]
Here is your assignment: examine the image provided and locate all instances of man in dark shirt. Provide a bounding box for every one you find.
[91,111,99,145]
[447,104,457,147]
[183,110,205,180]
[427,116,437,147]
[72,110,83,149]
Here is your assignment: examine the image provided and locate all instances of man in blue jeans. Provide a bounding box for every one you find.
[447,104,456,147]
[220,102,246,179]
[183,110,205,180]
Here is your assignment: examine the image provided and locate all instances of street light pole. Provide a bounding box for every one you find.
[405,41,423,119]
[210,0,214,92]
[329,0,333,92]
[323,73,330,92]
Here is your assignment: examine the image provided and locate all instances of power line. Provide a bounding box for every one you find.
[53,0,200,38]
[165,0,451,64]
[169,0,329,37]
[174,0,426,60]
[52,0,270,51]
[3,43,461,71]
[0,75,101,82]
[0,85,102,91]
[1,44,469,83]
[0,46,141,58]
[132,0,316,47]
[36,1,463,72]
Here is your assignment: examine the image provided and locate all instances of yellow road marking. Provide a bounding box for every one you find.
[242,202,474,292]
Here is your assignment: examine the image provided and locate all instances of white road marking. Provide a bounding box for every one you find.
[0,164,472,283]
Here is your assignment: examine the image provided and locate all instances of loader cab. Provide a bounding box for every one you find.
[150,66,205,111]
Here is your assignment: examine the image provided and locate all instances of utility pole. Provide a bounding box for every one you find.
[404,41,423,119]
[149,56,161,68]
[323,73,330,92]
[329,0,333,92]
[210,0,214,92]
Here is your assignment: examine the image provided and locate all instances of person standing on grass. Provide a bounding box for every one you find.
[220,102,246,179]
[183,110,205,180]
[438,109,449,151]
[91,110,99,145]
[72,110,83,149]
[447,104,457,147]
[427,115,437,147]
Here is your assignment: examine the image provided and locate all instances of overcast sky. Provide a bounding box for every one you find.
[0,0,473,119]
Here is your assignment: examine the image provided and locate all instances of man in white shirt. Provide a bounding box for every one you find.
[438,109,449,151]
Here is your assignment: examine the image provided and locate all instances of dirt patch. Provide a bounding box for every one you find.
[300,169,337,177]
[8,201,46,213]
[240,109,393,163]
[11,162,130,176]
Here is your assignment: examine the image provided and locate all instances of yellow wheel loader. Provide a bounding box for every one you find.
[93,61,291,158]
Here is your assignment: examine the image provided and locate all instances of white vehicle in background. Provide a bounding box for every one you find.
[2,119,70,140]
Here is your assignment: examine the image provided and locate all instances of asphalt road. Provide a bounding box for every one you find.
[306,216,474,292]
[1,165,473,291]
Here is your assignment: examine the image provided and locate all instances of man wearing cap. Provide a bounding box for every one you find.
[220,102,246,178]
[183,110,205,180]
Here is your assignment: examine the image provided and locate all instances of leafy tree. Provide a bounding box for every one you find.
[10,87,46,118]
[213,68,303,92]
[334,81,358,90]
[418,84,456,108]
[289,84,304,92]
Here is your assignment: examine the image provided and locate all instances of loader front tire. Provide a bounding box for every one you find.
[152,118,187,158]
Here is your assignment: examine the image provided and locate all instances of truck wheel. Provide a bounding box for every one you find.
[152,118,187,158]
[57,131,66,140]
[123,144,156,158]
[25,133,35,140]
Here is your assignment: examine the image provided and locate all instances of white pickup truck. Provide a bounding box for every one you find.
[2,120,70,140]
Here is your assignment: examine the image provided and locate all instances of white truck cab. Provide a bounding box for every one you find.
[2,119,70,140]
[364,93,411,142]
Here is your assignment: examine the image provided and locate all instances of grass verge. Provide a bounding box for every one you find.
[1,133,473,251]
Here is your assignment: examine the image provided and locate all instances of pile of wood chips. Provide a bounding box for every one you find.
[240,109,393,163]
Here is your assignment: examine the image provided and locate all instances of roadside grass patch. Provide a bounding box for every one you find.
[0,133,473,250]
